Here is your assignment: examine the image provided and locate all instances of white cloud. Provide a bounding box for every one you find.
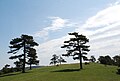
[79,3,120,57]
[82,4,120,28]
[76,3,120,39]
[34,17,76,38]
[90,22,120,40]
[109,0,120,6]
[34,30,48,38]
[44,17,69,31]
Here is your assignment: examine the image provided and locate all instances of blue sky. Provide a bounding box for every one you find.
[0,0,120,69]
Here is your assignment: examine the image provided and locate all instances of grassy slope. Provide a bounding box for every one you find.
[0,63,120,81]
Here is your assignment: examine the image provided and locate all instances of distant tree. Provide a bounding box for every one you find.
[1,64,12,74]
[61,32,90,69]
[98,55,113,65]
[58,56,66,65]
[8,34,39,73]
[98,56,106,65]
[105,55,114,65]
[5,64,10,68]
[112,55,120,74]
[113,55,120,67]
[27,48,39,70]
[90,55,96,62]
[82,56,89,61]
[50,54,59,65]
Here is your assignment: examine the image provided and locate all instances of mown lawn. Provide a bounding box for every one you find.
[0,63,120,81]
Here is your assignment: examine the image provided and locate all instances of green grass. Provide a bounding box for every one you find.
[0,63,120,81]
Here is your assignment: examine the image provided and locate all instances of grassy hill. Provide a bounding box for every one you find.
[0,63,120,81]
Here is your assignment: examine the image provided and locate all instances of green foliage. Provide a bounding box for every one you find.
[90,55,96,62]
[117,69,120,74]
[113,55,120,67]
[50,54,59,65]
[58,56,66,65]
[0,63,120,81]
[50,55,66,65]
[0,64,14,74]
[27,48,39,70]
[98,55,114,65]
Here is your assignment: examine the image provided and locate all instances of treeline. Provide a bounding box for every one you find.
[50,54,66,66]
[98,55,120,67]
[0,64,13,75]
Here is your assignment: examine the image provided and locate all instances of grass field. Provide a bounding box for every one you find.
[0,63,120,81]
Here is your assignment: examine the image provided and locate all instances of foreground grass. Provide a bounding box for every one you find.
[0,63,120,81]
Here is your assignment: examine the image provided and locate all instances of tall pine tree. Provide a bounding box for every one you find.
[8,34,38,73]
[61,32,90,69]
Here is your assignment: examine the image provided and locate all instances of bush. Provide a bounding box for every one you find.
[116,69,120,74]
[85,62,90,65]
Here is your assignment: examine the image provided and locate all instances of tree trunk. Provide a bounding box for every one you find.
[30,64,32,70]
[77,40,83,70]
[79,53,83,69]
[22,40,26,73]
[60,62,61,65]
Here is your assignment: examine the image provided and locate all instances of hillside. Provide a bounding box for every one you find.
[0,63,120,81]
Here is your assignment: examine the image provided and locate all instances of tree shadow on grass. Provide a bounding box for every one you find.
[0,73,20,77]
[52,68,80,72]
[0,72,29,77]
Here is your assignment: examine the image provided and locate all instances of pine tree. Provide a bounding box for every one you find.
[90,55,96,62]
[61,32,90,69]
[58,56,66,65]
[27,48,39,70]
[8,34,38,73]
[50,54,59,65]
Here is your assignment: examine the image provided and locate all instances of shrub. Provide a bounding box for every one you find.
[116,69,120,74]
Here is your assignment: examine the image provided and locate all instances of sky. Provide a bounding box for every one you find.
[0,0,120,69]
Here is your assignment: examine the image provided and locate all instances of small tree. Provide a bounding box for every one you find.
[113,55,120,67]
[83,56,89,61]
[58,56,66,65]
[1,64,11,74]
[90,55,96,63]
[98,56,107,65]
[50,54,59,65]
[61,32,90,69]
[8,34,39,73]
[105,55,114,65]
[98,55,113,65]
[27,48,39,70]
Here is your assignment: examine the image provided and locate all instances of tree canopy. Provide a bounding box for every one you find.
[27,48,39,70]
[61,32,90,69]
[50,54,66,66]
[50,54,59,65]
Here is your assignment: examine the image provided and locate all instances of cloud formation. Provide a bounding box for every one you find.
[82,5,120,28]
[34,17,76,39]
[44,17,69,31]
[79,3,120,57]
